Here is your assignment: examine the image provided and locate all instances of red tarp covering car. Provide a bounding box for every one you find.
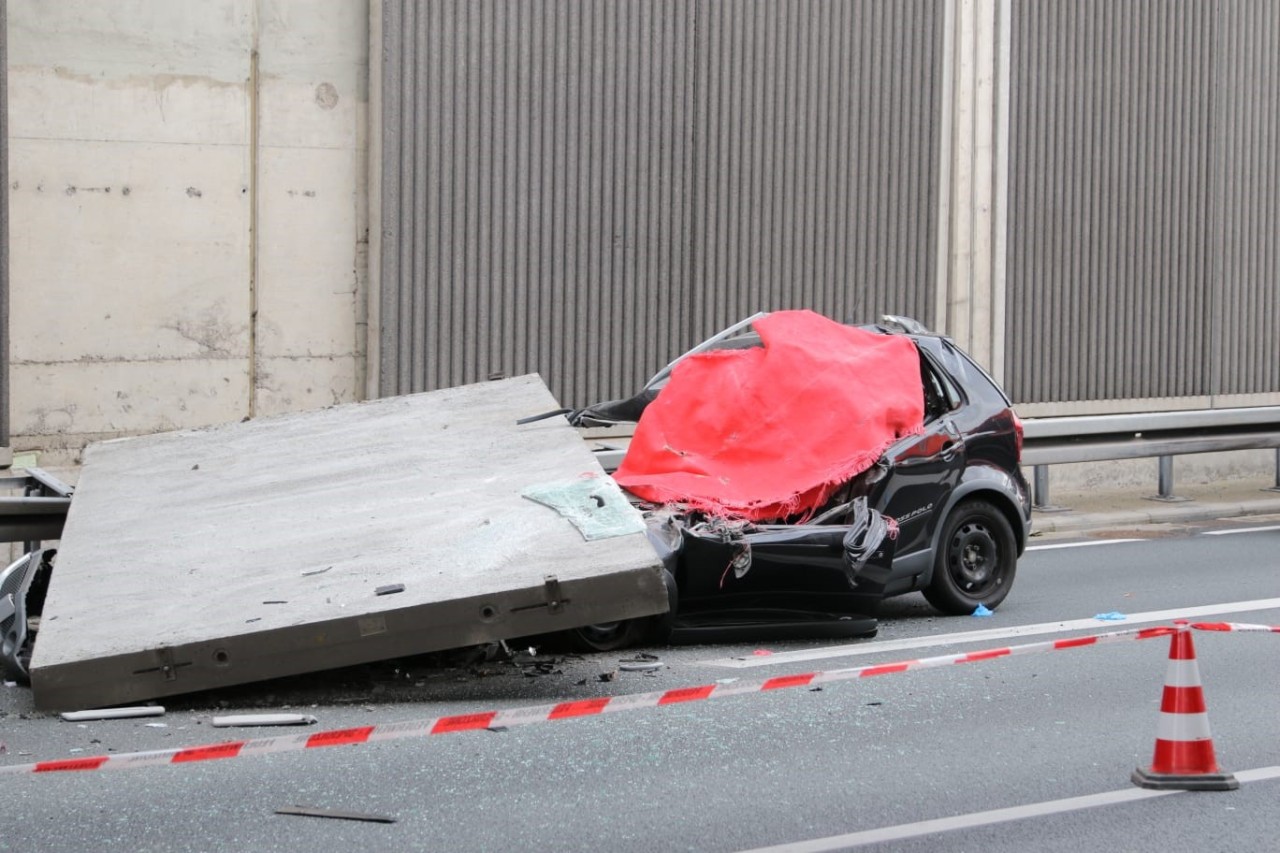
[613,310,925,521]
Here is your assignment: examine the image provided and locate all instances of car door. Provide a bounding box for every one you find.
[872,349,966,559]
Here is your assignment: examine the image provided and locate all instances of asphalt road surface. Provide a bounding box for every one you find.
[4,516,1280,852]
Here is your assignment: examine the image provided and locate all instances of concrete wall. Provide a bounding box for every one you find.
[936,0,1009,383]
[5,0,368,464]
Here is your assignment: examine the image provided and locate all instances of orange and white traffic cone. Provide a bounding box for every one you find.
[1132,622,1238,790]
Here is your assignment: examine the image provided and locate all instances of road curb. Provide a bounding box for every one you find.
[1031,497,1280,534]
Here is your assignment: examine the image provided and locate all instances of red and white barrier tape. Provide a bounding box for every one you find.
[1189,621,1280,633]
[0,624,1179,777]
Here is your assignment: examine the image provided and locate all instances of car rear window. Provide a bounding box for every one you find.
[941,340,1013,406]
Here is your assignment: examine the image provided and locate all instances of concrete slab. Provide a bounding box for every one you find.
[29,376,666,710]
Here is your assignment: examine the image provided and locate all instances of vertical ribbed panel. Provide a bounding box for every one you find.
[690,0,942,335]
[1215,0,1280,396]
[1007,0,1280,405]
[1006,0,1215,404]
[379,1,695,405]
[379,2,944,406]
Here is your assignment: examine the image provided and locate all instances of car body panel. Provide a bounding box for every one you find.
[571,313,1032,622]
[873,417,965,558]
[672,498,896,617]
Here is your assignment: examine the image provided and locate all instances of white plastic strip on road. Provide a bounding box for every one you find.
[1203,525,1280,536]
[699,597,1280,669]
[1026,538,1143,551]
[737,765,1280,853]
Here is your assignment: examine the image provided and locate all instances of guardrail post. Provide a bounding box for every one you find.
[1158,456,1174,497]
[1033,465,1049,508]
[1031,465,1069,512]
[1268,449,1280,493]
[1147,455,1190,503]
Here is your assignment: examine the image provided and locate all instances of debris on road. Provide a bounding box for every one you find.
[211,713,318,728]
[520,660,563,677]
[275,805,396,824]
[60,706,165,722]
[618,653,663,672]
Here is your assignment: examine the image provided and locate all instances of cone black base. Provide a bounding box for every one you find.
[1132,767,1239,791]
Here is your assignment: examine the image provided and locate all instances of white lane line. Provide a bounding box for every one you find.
[1027,538,1143,551]
[698,597,1280,669]
[738,766,1280,853]
[1204,525,1280,536]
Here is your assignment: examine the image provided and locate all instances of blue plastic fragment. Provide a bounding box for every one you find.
[972,603,994,617]
[1094,611,1127,621]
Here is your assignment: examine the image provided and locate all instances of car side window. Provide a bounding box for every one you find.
[920,354,959,423]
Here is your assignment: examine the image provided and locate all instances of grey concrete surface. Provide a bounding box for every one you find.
[1030,473,1280,535]
[24,376,666,710]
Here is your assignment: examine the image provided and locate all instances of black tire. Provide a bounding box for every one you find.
[568,569,678,652]
[923,500,1017,615]
[568,619,645,652]
[646,569,679,644]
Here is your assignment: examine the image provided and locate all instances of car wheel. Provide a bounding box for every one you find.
[923,500,1017,615]
[568,569,678,652]
[647,569,679,643]
[568,619,645,652]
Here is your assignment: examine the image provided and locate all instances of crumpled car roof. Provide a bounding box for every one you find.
[613,310,925,521]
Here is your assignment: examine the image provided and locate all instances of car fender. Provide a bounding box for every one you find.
[886,464,1030,594]
[939,463,1030,546]
[932,464,1031,555]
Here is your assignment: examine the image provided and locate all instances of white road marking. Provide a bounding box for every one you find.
[1027,538,1143,551]
[1203,524,1280,536]
[698,597,1280,669]
[737,766,1280,852]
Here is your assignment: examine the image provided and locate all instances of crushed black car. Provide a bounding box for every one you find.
[567,496,897,650]
[1,548,55,683]
[562,312,1032,649]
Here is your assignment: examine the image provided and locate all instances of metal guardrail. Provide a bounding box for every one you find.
[0,468,74,548]
[1022,406,1280,508]
[587,407,1280,510]
[7,405,1276,545]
